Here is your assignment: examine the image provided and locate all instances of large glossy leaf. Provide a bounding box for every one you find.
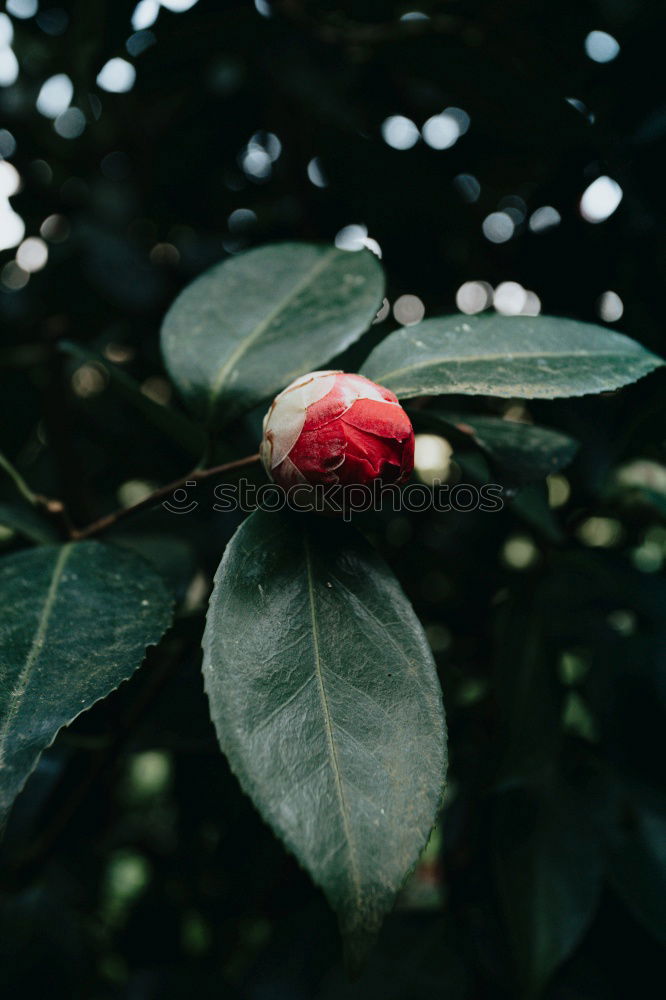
[0,541,173,826]
[417,410,579,483]
[202,510,446,963]
[161,243,385,427]
[361,314,662,399]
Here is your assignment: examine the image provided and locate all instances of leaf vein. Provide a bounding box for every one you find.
[303,533,362,911]
[208,248,339,415]
[251,672,316,737]
[0,544,72,772]
[372,347,649,386]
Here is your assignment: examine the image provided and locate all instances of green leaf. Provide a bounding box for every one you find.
[418,411,578,483]
[361,314,663,400]
[0,541,173,827]
[59,340,207,458]
[202,510,446,963]
[161,243,385,427]
[494,780,605,997]
[0,502,59,545]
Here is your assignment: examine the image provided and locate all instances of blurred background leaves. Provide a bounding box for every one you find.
[1,0,665,997]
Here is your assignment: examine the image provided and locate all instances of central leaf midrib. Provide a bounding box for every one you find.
[207,247,339,415]
[303,534,362,908]
[373,347,644,387]
[0,543,72,774]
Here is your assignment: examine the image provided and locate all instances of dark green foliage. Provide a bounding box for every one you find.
[0,542,173,826]
[361,315,661,399]
[203,510,446,964]
[1,0,665,997]
[162,244,385,426]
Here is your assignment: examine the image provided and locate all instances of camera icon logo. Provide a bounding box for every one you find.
[162,481,199,514]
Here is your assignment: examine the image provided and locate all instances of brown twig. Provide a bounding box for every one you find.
[70,453,261,541]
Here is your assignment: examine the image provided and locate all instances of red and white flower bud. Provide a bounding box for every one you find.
[260,371,415,488]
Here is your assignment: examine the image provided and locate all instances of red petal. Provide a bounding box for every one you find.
[340,422,405,483]
[341,397,413,441]
[302,381,352,430]
[397,429,415,483]
[337,451,380,485]
[288,418,346,484]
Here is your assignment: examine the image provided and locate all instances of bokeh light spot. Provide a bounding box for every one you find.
[37,74,74,118]
[0,13,13,47]
[0,160,21,197]
[547,474,570,508]
[0,203,25,251]
[422,113,460,150]
[381,115,420,150]
[597,290,623,322]
[456,280,492,314]
[71,363,108,398]
[0,128,16,157]
[140,376,172,404]
[580,176,623,223]
[529,206,561,233]
[240,143,272,181]
[482,211,514,243]
[160,0,199,11]
[502,535,539,570]
[0,48,18,87]
[585,30,620,63]
[228,207,257,232]
[414,434,453,485]
[393,294,425,326]
[127,750,172,796]
[54,107,86,138]
[16,236,48,272]
[307,157,327,188]
[117,479,156,507]
[1,260,28,290]
[97,57,136,93]
[521,290,541,315]
[493,281,527,315]
[334,224,367,251]
[373,297,390,324]
[40,213,70,242]
[6,0,38,18]
[126,30,156,56]
[577,516,622,547]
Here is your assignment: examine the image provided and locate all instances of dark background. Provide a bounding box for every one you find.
[1,1,665,998]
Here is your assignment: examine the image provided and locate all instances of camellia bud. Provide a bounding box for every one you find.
[260,370,415,488]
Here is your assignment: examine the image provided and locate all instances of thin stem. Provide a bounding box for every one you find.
[0,450,39,506]
[71,452,261,541]
[0,449,73,538]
